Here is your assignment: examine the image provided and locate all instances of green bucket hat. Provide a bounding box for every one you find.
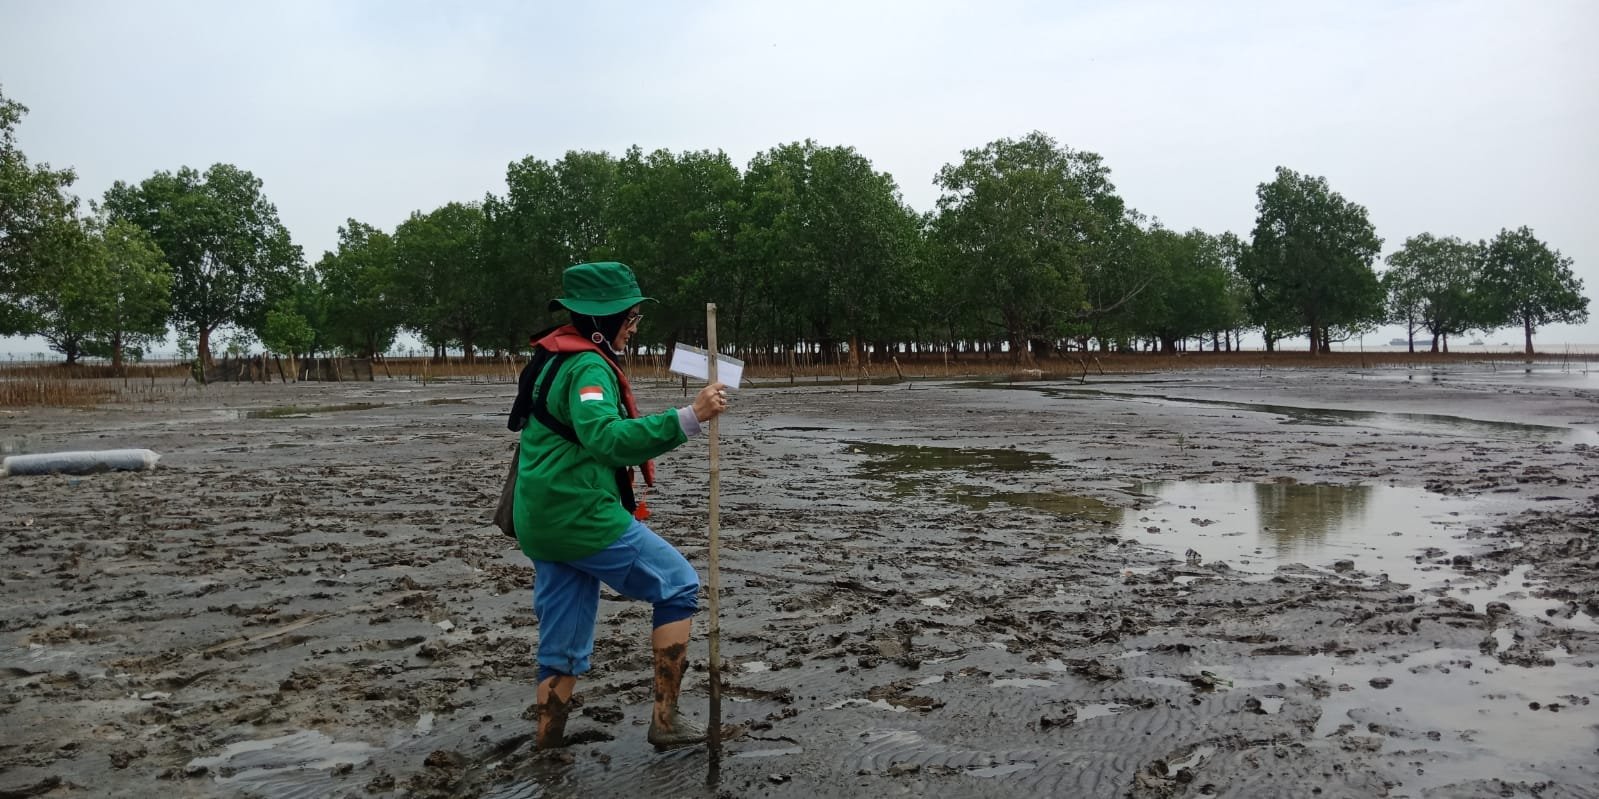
[547,261,655,316]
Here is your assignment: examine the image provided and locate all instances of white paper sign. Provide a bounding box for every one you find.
[669,344,744,389]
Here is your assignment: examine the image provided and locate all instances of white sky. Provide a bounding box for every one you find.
[2,0,1596,356]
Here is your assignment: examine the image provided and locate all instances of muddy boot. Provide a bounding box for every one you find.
[535,675,575,750]
[647,639,707,750]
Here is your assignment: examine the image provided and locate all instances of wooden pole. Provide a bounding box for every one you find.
[705,302,724,775]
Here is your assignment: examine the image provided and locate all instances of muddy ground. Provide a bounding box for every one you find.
[2,364,1597,798]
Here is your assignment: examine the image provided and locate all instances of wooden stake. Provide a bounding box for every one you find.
[705,302,724,775]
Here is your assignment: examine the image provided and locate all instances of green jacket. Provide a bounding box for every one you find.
[514,351,686,562]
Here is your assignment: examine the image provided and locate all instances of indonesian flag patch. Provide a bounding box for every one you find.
[579,385,606,403]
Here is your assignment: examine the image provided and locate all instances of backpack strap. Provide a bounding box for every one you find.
[530,352,578,445]
[509,346,638,514]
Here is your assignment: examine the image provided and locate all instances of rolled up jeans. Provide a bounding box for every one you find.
[532,518,700,682]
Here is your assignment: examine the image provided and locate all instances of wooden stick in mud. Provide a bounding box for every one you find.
[705,302,725,773]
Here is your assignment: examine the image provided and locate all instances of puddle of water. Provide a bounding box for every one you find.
[1456,565,1599,633]
[967,762,1037,778]
[1210,400,1595,444]
[1124,481,1486,588]
[1076,702,1133,721]
[971,381,1599,444]
[919,596,951,608]
[826,698,913,713]
[1361,365,1599,392]
[187,730,376,797]
[1118,481,1596,632]
[741,661,771,673]
[731,746,804,759]
[949,488,1123,523]
[1233,649,1597,791]
[246,402,385,419]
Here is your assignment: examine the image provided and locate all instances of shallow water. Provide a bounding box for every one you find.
[1218,647,1598,795]
[1122,481,1476,579]
[186,730,378,799]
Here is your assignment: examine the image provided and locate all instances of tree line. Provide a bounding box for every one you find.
[2,86,1588,368]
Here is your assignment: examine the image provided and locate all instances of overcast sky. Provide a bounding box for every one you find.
[3,0,1596,355]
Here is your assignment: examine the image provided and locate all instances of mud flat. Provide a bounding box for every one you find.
[1,364,1596,798]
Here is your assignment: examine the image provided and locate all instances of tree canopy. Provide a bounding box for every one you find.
[1481,227,1589,354]
[1243,167,1384,354]
[0,86,80,336]
[102,164,302,364]
[2,84,1588,365]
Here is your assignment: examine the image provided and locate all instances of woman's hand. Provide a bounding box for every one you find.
[692,382,730,423]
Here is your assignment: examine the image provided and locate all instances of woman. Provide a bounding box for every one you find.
[513,261,729,751]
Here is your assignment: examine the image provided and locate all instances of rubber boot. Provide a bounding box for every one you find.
[535,674,575,750]
[647,639,707,750]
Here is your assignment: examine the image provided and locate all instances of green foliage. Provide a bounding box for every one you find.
[259,299,316,357]
[101,163,302,364]
[1125,228,1238,353]
[1384,234,1485,351]
[318,220,400,357]
[1244,167,1384,353]
[737,141,921,358]
[608,147,742,349]
[478,151,621,353]
[1480,226,1588,354]
[0,86,81,335]
[392,202,492,359]
[11,218,170,366]
[930,131,1130,360]
[21,109,1576,363]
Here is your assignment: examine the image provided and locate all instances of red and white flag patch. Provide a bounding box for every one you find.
[578,385,605,403]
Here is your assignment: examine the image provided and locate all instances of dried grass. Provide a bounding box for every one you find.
[0,378,117,408]
[2,349,1588,408]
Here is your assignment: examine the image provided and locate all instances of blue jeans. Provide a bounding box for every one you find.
[532,519,699,682]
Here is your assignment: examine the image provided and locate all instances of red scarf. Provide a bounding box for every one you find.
[532,325,656,496]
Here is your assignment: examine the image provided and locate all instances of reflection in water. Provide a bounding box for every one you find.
[1125,481,1463,571]
[1250,483,1373,556]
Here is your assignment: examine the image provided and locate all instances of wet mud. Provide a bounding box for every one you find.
[1,366,1596,797]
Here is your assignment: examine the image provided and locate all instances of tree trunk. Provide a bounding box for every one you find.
[198,326,214,366]
[1008,329,1034,365]
[1442,333,1449,354]
[111,332,125,372]
[1430,333,1440,353]
[1160,335,1178,355]
[1523,318,1534,355]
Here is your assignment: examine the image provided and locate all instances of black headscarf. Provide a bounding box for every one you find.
[571,309,633,361]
